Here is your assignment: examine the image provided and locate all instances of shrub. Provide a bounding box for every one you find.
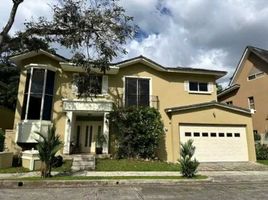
[179,139,199,178]
[0,129,5,152]
[255,143,268,160]
[109,106,164,159]
[254,133,261,141]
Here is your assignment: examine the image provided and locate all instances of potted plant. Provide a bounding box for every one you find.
[96,132,107,154]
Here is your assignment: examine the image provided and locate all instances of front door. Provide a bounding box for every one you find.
[76,121,103,153]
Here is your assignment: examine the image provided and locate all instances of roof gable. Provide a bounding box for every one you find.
[165,101,251,115]
[229,46,268,85]
[9,49,67,66]
[114,55,226,79]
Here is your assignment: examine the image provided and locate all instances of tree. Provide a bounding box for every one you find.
[35,127,63,178]
[0,0,24,51]
[179,140,199,178]
[24,0,136,96]
[0,1,55,109]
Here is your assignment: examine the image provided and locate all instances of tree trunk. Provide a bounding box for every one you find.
[0,0,23,48]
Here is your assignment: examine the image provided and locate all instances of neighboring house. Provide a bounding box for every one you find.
[6,49,256,163]
[0,81,15,131]
[218,46,268,139]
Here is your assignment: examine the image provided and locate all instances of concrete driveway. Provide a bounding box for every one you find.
[198,161,268,171]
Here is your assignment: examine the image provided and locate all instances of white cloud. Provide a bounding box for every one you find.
[2,0,268,87]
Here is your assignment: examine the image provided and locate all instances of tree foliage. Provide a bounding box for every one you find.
[24,0,136,96]
[179,140,199,178]
[109,106,164,159]
[35,127,63,178]
[255,143,268,160]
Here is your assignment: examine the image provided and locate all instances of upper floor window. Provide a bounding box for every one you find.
[125,77,150,107]
[72,74,108,96]
[189,82,208,92]
[226,101,233,105]
[248,96,255,110]
[248,72,264,81]
[21,68,55,120]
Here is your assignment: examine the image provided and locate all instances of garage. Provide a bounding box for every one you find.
[180,124,249,162]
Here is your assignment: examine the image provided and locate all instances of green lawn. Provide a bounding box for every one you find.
[95,158,180,171]
[0,167,29,174]
[0,160,72,174]
[257,160,268,165]
[17,175,206,181]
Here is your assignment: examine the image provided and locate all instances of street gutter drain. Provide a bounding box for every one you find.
[18,182,23,187]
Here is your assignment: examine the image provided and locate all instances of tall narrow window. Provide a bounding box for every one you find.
[76,126,80,148]
[21,67,55,120]
[89,126,93,147]
[125,77,150,107]
[248,96,255,110]
[85,126,89,147]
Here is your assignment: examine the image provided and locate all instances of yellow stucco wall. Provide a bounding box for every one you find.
[170,107,256,162]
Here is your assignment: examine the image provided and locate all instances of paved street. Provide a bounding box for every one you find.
[1,181,268,200]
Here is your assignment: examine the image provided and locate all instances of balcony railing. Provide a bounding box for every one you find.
[115,95,159,109]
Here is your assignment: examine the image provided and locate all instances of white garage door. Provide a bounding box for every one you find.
[179,125,249,162]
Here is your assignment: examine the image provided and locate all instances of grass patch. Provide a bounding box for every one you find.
[15,175,206,181]
[96,158,180,171]
[52,160,72,172]
[257,160,268,165]
[0,167,29,174]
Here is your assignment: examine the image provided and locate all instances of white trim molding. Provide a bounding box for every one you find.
[62,99,113,112]
[123,75,152,107]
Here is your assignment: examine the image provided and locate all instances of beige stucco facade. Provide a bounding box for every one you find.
[219,52,268,135]
[7,50,256,163]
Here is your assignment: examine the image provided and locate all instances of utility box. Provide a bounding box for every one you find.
[21,149,41,171]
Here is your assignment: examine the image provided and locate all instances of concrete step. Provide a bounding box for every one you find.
[71,166,94,171]
[71,154,96,171]
[72,161,95,166]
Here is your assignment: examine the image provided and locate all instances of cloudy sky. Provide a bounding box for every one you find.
[1,0,268,86]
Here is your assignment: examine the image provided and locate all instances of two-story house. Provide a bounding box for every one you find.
[6,49,256,163]
[218,46,268,140]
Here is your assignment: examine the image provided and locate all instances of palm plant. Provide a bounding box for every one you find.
[35,127,62,178]
[179,139,199,178]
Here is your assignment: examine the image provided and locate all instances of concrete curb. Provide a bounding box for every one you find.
[0,177,212,189]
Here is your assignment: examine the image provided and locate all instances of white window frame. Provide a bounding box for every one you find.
[248,96,256,113]
[185,81,213,94]
[23,65,55,121]
[71,74,108,97]
[247,71,265,81]
[123,76,152,107]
